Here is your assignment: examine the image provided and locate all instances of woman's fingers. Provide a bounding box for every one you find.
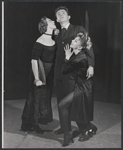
[67,44,70,50]
[64,44,71,51]
[66,44,69,50]
[64,45,67,51]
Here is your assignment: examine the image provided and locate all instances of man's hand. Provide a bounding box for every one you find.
[86,66,94,79]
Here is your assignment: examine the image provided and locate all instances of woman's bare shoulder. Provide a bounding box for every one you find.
[36,36,44,43]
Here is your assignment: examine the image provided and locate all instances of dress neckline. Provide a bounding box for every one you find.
[36,42,55,47]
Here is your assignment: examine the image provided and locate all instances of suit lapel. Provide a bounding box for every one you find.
[57,30,62,42]
[62,24,73,40]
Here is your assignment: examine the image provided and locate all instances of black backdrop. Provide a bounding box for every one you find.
[4,2,121,103]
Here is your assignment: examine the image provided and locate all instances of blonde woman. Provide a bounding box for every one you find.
[21,17,57,133]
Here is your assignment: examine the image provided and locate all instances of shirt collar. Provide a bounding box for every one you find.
[62,23,70,30]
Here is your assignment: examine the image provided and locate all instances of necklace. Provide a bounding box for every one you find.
[44,33,52,36]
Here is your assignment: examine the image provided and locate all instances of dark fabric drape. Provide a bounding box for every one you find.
[85,11,89,34]
[104,4,121,103]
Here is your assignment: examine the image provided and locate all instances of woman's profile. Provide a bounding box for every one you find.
[21,16,57,133]
[59,32,97,146]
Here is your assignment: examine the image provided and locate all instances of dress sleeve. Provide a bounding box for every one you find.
[32,42,43,60]
[62,55,88,75]
[61,59,76,75]
[62,59,84,75]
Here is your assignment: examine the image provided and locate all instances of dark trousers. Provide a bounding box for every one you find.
[56,75,76,130]
[58,91,89,133]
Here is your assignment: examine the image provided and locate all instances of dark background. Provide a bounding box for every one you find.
[4,2,121,103]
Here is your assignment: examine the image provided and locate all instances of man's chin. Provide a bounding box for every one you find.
[60,19,67,23]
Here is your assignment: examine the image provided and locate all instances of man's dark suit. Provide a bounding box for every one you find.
[55,24,95,130]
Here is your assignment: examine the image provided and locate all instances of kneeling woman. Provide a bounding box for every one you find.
[59,32,97,146]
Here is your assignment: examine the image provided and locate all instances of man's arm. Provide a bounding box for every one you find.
[78,26,95,66]
[78,26,95,79]
[86,46,95,67]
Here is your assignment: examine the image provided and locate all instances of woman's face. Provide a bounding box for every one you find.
[70,37,82,49]
[56,9,70,23]
[46,18,56,29]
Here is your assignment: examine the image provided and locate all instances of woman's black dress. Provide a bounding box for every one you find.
[21,42,56,126]
[62,50,94,124]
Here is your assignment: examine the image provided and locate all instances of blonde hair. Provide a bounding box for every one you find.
[76,32,88,48]
[38,16,48,34]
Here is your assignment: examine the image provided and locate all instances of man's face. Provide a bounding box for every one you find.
[56,9,70,23]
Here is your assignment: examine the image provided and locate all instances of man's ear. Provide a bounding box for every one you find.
[68,15,71,20]
[57,19,59,22]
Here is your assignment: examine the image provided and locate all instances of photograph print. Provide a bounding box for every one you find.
[2,1,121,148]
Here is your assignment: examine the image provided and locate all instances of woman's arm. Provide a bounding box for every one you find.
[61,44,75,74]
[31,59,44,86]
[31,59,39,80]
[62,58,87,75]
[31,42,45,86]
[62,60,78,75]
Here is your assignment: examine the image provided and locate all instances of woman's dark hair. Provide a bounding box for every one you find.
[38,16,48,34]
[55,6,69,16]
[76,32,88,48]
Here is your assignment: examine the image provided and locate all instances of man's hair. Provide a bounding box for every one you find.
[38,16,48,34]
[55,6,69,16]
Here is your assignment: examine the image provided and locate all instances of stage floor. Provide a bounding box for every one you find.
[3,97,121,148]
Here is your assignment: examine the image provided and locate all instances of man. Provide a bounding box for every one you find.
[54,6,97,141]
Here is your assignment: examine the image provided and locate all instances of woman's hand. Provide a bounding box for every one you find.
[64,44,73,60]
[35,79,45,86]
